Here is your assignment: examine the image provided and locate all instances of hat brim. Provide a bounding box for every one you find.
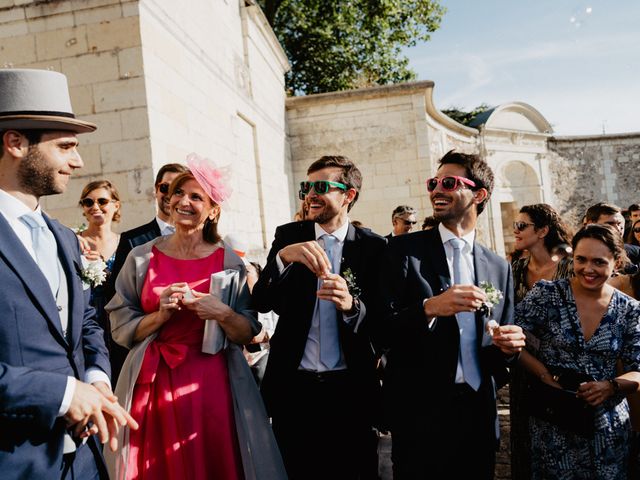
[0,114,96,133]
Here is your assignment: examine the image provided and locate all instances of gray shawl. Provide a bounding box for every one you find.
[104,237,287,480]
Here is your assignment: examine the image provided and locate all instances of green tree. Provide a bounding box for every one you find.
[442,104,492,127]
[257,0,446,95]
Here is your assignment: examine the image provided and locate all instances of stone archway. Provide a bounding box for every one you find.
[495,160,543,256]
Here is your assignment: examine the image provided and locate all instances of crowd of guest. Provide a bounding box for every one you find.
[3,68,640,480]
[75,157,640,480]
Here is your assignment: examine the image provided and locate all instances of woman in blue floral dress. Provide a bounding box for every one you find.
[516,224,640,479]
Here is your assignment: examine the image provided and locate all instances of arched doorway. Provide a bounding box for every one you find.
[496,160,543,256]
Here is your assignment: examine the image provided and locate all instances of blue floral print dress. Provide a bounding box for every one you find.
[515,279,640,480]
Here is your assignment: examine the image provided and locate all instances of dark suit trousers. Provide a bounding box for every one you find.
[391,383,496,480]
[60,439,104,480]
[271,370,374,480]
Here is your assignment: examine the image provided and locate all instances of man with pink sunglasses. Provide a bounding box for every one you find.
[381,150,525,479]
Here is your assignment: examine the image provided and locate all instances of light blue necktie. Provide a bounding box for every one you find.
[449,237,481,391]
[20,212,60,298]
[318,234,340,370]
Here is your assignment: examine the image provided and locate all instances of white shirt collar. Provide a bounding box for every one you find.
[0,188,40,220]
[155,216,173,233]
[438,222,475,250]
[314,218,350,243]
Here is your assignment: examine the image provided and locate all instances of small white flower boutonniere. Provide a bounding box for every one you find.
[80,257,107,288]
[342,267,362,299]
[478,281,503,316]
[479,281,503,337]
[72,222,87,234]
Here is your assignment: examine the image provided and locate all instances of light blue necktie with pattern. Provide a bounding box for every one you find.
[449,237,481,390]
[318,234,340,369]
[20,211,60,298]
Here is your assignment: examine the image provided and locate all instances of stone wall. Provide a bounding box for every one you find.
[548,133,640,229]
[0,0,147,229]
[137,0,290,255]
[286,81,478,236]
[0,0,290,258]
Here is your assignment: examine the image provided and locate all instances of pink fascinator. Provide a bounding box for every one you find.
[186,153,232,205]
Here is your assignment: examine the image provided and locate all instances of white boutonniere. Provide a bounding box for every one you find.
[72,222,87,234]
[80,256,107,288]
[342,267,362,299]
[479,281,503,338]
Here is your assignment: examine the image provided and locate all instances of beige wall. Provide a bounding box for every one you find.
[0,0,148,230]
[548,132,640,229]
[0,0,290,259]
[287,82,480,236]
[137,0,290,255]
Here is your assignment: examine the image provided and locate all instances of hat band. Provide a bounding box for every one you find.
[0,110,76,119]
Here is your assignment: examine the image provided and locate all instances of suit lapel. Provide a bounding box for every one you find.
[339,223,360,275]
[426,229,451,292]
[45,215,79,348]
[301,221,320,320]
[473,242,490,347]
[0,213,67,346]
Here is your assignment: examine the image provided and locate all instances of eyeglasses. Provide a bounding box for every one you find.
[80,198,115,208]
[513,221,535,231]
[397,219,417,226]
[426,176,476,192]
[298,180,347,200]
[157,183,170,194]
[633,227,640,234]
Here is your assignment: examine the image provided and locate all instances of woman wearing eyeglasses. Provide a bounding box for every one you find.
[509,203,573,480]
[78,179,122,346]
[626,219,640,247]
[105,154,285,480]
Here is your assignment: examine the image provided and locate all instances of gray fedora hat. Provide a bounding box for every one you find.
[0,68,96,133]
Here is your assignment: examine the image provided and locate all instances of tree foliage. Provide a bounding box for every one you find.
[441,103,493,127]
[257,0,446,95]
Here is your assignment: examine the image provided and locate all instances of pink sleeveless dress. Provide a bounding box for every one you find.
[126,246,244,480]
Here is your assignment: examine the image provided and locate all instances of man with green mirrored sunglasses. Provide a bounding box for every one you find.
[253,155,387,480]
[298,180,347,199]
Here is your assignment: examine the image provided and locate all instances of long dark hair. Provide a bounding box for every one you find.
[520,203,573,253]
[626,219,640,246]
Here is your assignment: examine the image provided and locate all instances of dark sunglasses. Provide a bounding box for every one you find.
[633,227,640,234]
[80,197,115,208]
[299,180,347,200]
[398,219,417,226]
[157,183,170,194]
[426,175,476,192]
[513,221,535,231]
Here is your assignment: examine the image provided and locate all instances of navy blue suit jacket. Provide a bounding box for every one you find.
[381,228,514,445]
[107,218,161,300]
[252,221,387,423]
[0,212,110,478]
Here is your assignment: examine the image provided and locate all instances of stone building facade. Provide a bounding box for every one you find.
[0,0,291,258]
[287,83,556,255]
[288,81,640,255]
[0,0,638,257]
[548,133,640,228]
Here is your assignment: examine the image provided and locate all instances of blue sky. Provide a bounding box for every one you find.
[405,0,640,136]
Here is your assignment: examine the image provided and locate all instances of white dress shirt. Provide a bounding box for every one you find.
[156,216,175,236]
[436,223,477,384]
[0,188,110,416]
[276,220,354,372]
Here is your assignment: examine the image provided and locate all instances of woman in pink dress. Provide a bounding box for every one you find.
[105,155,286,480]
